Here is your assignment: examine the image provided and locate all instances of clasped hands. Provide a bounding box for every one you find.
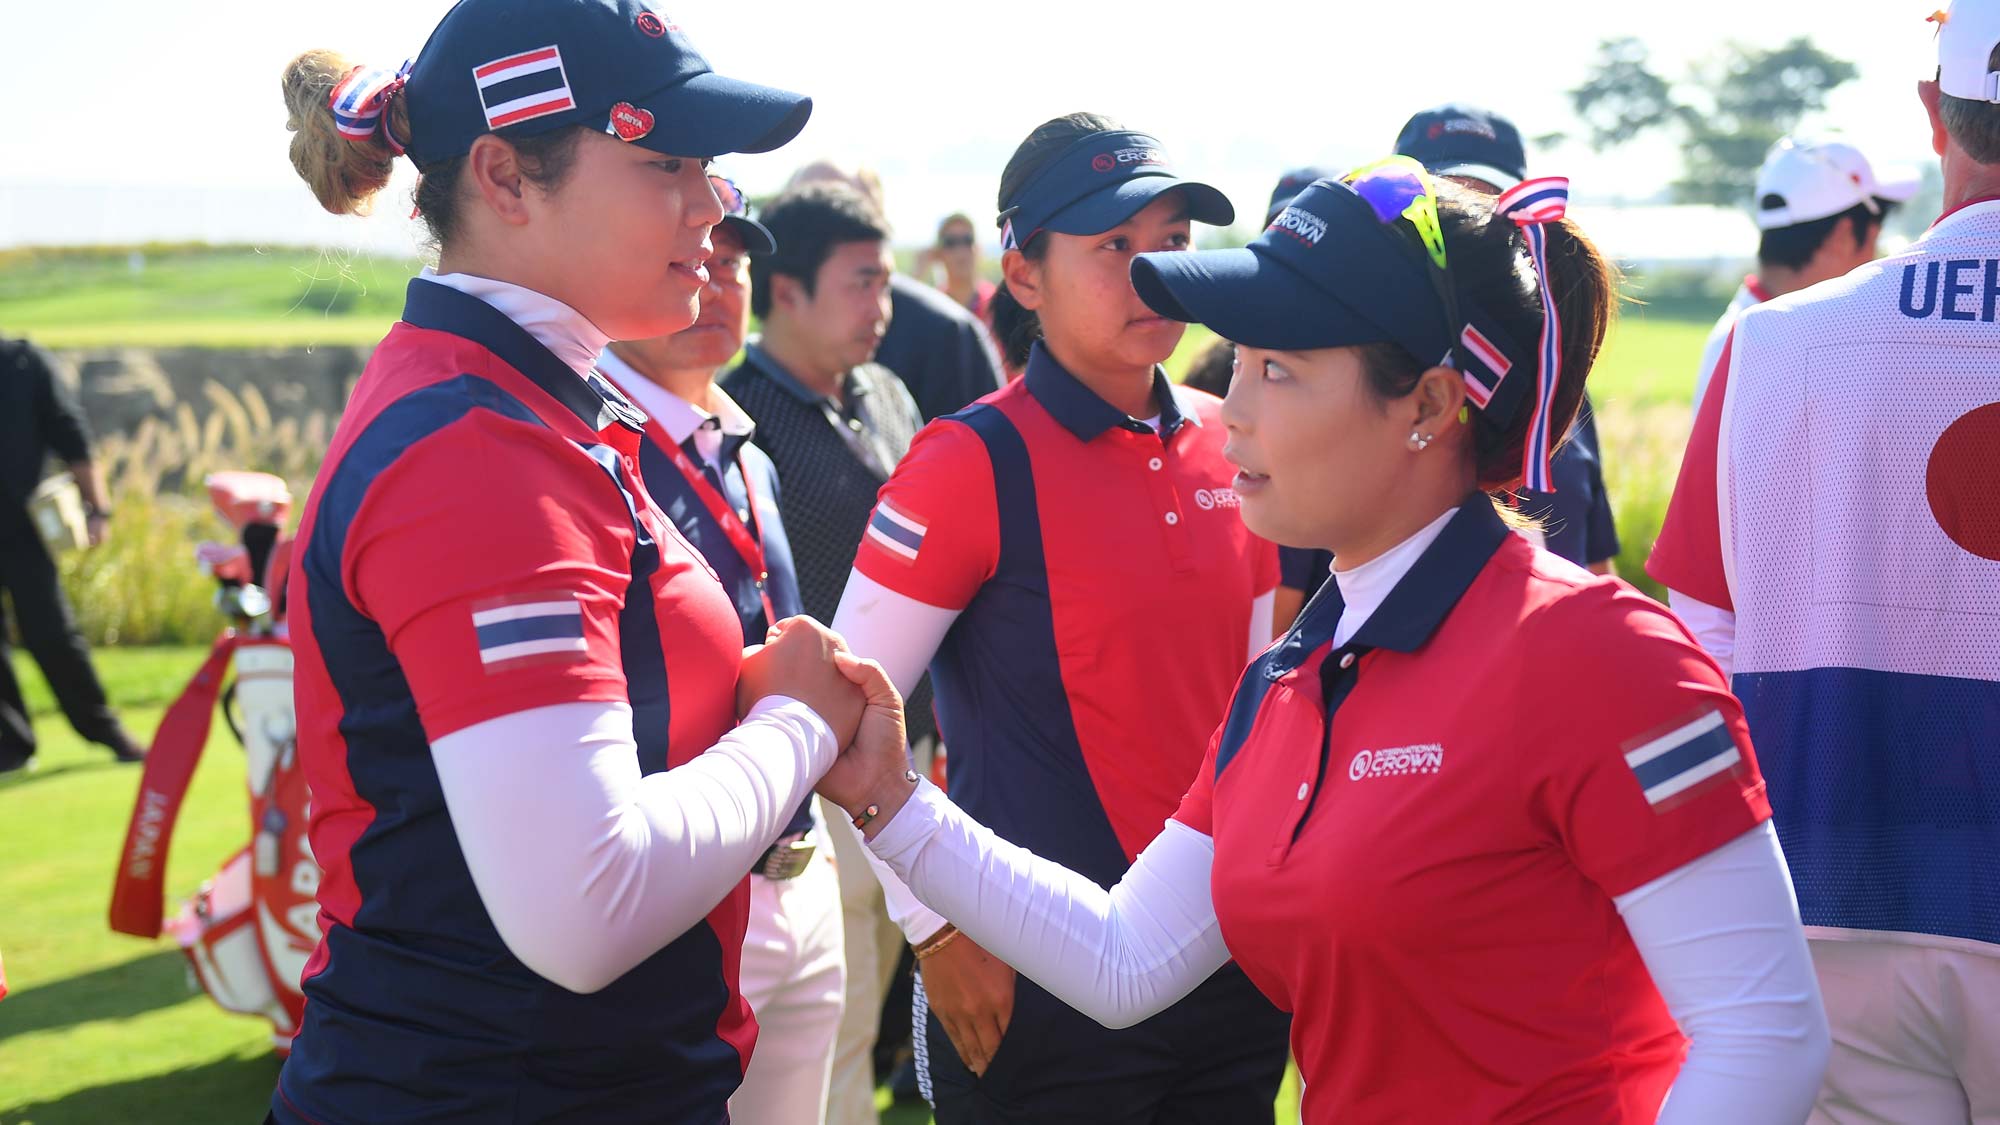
[736,616,915,833]
[736,616,1019,1075]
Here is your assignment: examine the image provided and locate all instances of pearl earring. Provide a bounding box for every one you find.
[1410,431,1432,451]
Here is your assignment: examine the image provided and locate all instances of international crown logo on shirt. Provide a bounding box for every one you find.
[471,592,587,671]
[866,500,928,563]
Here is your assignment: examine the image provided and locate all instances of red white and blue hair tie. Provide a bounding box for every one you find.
[329,59,414,156]
[1493,176,1570,493]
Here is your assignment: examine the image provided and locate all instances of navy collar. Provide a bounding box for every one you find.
[1022,341,1185,442]
[742,340,868,407]
[1345,495,1511,652]
[1268,494,1510,680]
[401,278,645,434]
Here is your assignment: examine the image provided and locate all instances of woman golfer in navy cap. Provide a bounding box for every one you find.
[820,162,1833,1123]
[829,113,1290,1123]
[272,2,868,1121]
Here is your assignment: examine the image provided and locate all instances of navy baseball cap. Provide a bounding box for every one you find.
[998,130,1233,250]
[1264,166,1336,225]
[402,0,812,171]
[1394,105,1526,192]
[721,214,774,255]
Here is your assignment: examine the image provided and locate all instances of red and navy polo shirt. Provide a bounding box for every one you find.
[610,376,816,840]
[277,279,752,1124]
[854,341,1278,887]
[1175,496,1772,1124]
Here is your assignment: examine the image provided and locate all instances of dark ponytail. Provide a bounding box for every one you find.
[988,111,1125,370]
[1358,178,1618,492]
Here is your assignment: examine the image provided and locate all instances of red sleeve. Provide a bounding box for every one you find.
[1171,730,1222,837]
[1646,332,1734,609]
[345,414,634,740]
[1523,583,1770,897]
[853,418,999,612]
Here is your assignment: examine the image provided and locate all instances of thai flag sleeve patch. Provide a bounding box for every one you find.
[473,45,575,130]
[865,500,928,564]
[1622,708,1742,811]
[471,592,589,672]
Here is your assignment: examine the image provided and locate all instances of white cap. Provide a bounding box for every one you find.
[1937,0,2000,103]
[1753,137,1924,230]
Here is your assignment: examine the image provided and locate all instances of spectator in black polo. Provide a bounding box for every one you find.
[1,334,145,771]
[722,181,929,1125]
[1396,104,1624,578]
[786,160,1007,419]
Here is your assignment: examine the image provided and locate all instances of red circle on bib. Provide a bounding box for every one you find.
[1926,402,2000,561]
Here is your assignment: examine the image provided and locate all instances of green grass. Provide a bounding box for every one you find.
[1591,308,1711,412]
[0,245,422,348]
[0,651,284,1124]
[0,648,1299,1124]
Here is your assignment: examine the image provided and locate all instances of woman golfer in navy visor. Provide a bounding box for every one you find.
[819,160,1832,1123]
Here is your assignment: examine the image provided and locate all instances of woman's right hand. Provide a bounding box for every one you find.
[737,617,865,747]
[815,652,915,832]
[920,936,1017,1077]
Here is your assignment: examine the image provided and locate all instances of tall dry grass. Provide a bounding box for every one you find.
[60,368,1698,642]
[1598,404,1694,602]
[58,381,329,646]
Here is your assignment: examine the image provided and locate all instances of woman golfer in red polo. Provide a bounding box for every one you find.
[820,162,1832,1123]
[830,113,1290,1122]
[273,2,862,1121]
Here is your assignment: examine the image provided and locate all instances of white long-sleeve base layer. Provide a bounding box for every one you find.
[868,779,1830,1124]
[1668,589,1738,678]
[430,696,837,994]
[828,569,1274,946]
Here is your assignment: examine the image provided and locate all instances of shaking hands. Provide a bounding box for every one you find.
[739,617,916,833]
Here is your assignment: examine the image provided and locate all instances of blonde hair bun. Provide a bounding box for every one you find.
[282,49,405,216]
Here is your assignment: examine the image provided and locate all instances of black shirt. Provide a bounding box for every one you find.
[1,337,91,511]
[874,275,1006,423]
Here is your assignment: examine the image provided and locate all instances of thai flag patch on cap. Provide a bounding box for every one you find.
[865,500,927,563]
[473,45,575,130]
[472,592,587,670]
[1623,709,1741,810]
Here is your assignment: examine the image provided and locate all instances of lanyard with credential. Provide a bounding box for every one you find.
[659,432,779,630]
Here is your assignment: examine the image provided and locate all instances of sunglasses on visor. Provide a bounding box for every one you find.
[1340,156,1462,365]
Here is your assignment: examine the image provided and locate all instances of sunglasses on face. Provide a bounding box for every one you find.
[938,234,975,249]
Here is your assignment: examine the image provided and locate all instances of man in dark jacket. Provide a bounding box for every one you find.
[783,160,1006,421]
[0,336,145,771]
